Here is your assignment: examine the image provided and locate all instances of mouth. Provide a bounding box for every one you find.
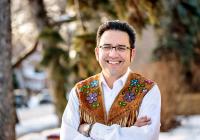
[106,60,123,65]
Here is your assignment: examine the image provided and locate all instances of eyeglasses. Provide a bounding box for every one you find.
[99,44,131,53]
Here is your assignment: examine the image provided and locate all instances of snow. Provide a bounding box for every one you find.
[16,114,58,137]
[16,104,200,140]
[159,115,200,140]
[16,104,59,138]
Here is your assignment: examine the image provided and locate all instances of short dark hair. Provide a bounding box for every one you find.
[96,20,136,49]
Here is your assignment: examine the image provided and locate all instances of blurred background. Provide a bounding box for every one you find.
[0,0,200,140]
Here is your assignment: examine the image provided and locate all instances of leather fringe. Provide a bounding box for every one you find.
[127,110,136,127]
[80,109,96,124]
[80,109,137,127]
[108,110,137,127]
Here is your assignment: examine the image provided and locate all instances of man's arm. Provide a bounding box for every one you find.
[88,84,161,140]
[60,88,92,140]
[79,115,152,134]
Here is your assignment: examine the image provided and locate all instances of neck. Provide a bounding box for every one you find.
[104,75,116,89]
[102,71,127,89]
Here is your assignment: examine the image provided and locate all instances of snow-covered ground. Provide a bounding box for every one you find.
[16,104,58,138]
[160,115,200,140]
[16,104,200,140]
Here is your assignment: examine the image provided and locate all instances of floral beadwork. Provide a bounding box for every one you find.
[142,88,148,94]
[119,101,127,107]
[135,83,145,93]
[90,80,99,88]
[86,92,98,103]
[79,80,100,109]
[145,79,153,84]
[80,85,90,93]
[119,78,152,107]
[130,79,139,86]
[92,102,100,108]
[123,92,135,102]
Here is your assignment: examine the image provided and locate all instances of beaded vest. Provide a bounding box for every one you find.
[75,72,154,127]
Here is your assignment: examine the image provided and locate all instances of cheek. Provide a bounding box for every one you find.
[98,53,105,59]
[96,53,104,62]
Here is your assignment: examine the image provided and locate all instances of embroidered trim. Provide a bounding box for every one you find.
[119,78,148,107]
[118,101,127,107]
[90,80,98,87]
[79,80,100,109]
[86,92,98,103]
[123,92,135,102]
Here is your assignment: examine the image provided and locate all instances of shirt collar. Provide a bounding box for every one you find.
[99,68,131,87]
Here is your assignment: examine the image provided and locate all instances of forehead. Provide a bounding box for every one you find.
[99,30,129,45]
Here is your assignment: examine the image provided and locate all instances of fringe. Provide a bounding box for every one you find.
[80,109,96,124]
[80,109,137,127]
[108,110,136,127]
[127,110,136,127]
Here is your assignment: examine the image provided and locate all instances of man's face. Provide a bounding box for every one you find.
[95,30,135,78]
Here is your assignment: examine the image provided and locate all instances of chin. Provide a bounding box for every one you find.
[109,70,123,77]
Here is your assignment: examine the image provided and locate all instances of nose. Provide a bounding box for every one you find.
[108,47,118,57]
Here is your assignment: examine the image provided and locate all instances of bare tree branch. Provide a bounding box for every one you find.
[74,0,86,31]
[12,40,39,68]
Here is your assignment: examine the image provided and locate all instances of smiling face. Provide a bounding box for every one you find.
[95,30,135,79]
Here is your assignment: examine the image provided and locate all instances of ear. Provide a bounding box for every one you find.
[95,47,99,61]
[130,48,136,62]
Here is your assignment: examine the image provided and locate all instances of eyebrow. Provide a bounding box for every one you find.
[102,43,111,46]
[102,43,127,47]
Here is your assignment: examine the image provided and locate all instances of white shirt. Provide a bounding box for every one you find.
[60,69,161,140]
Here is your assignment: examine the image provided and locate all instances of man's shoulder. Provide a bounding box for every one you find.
[75,73,100,89]
[129,72,155,84]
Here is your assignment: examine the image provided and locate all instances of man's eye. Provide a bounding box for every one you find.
[103,46,111,50]
[117,47,126,51]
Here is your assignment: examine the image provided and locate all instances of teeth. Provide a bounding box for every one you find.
[108,61,120,64]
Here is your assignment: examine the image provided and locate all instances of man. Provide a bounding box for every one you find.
[60,20,161,140]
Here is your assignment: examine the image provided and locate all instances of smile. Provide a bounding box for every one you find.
[106,60,123,64]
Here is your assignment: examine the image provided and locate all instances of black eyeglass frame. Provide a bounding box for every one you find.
[99,44,131,52]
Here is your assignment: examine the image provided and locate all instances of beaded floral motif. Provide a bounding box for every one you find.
[135,83,145,93]
[130,79,139,86]
[79,77,152,108]
[80,80,100,109]
[80,85,90,93]
[86,92,98,103]
[90,80,98,88]
[145,79,153,84]
[123,92,135,102]
[142,88,148,94]
[91,102,100,108]
[119,78,151,107]
[118,101,127,107]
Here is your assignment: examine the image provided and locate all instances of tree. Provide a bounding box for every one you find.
[27,0,75,123]
[0,0,16,139]
[12,0,75,124]
[39,28,70,123]
[154,0,200,92]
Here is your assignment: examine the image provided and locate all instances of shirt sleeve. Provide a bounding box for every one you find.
[60,87,93,140]
[90,84,161,140]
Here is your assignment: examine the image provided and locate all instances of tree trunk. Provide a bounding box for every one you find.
[28,0,50,30]
[0,0,16,139]
[48,77,67,123]
[47,62,67,124]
